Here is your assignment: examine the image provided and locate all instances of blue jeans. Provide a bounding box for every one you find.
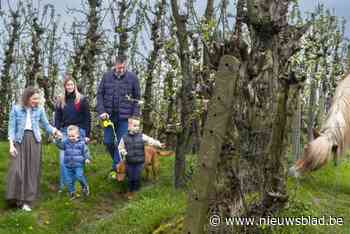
[126,163,144,192]
[66,166,88,193]
[104,117,128,170]
[59,128,87,190]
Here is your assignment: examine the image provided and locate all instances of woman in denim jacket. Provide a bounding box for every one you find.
[54,76,91,192]
[7,87,61,211]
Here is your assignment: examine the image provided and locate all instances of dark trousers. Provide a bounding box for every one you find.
[126,163,144,192]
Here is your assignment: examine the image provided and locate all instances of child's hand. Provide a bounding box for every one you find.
[53,130,63,139]
[85,159,91,164]
[160,143,166,148]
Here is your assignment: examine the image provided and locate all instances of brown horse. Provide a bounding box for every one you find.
[289,74,350,177]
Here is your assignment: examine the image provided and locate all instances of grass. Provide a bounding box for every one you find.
[1,141,350,233]
[273,160,350,234]
[0,142,186,234]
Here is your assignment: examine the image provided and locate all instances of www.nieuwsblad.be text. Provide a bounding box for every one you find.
[209,215,344,227]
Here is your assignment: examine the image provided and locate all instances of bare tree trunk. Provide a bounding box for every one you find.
[25,17,44,87]
[143,0,166,135]
[163,69,177,149]
[37,8,58,113]
[0,10,20,139]
[116,0,130,57]
[71,22,84,82]
[292,88,302,161]
[184,56,239,234]
[245,0,309,218]
[171,0,195,188]
[307,66,318,141]
[199,1,310,230]
[80,0,102,98]
[200,0,215,135]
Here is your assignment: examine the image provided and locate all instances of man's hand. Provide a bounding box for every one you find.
[85,137,90,143]
[9,145,17,157]
[160,143,166,148]
[99,113,109,120]
[85,159,91,164]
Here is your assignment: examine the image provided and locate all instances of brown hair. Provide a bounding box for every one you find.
[115,55,127,64]
[58,75,81,109]
[21,86,40,107]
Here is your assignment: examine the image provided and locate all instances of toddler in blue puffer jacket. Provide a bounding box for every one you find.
[55,125,91,199]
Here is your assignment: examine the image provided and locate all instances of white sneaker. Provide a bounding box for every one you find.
[22,204,32,211]
[288,166,301,178]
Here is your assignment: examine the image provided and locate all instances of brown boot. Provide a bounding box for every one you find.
[126,192,135,200]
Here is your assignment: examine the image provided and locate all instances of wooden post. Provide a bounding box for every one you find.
[183,55,239,234]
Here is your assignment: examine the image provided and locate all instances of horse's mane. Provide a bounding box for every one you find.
[291,74,350,175]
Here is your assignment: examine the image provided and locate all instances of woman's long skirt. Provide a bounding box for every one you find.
[6,130,42,203]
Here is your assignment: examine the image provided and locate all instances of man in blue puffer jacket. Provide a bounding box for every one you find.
[96,55,141,170]
[56,125,91,199]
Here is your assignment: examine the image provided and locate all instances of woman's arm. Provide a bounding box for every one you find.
[8,105,16,142]
[39,108,56,135]
[81,97,91,138]
[54,103,63,130]
[8,106,17,157]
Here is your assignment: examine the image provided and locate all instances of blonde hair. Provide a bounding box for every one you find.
[128,116,141,122]
[128,117,141,125]
[58,75,82,109]
[67,125,80,136]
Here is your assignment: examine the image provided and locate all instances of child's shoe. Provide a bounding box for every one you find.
[21,204,32,212]
[126,192,135,200]
[82,186,90,196]
[69,192,76,200]
[288,166,301,178]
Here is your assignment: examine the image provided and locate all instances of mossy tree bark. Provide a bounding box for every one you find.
[193,0,311,232]
[79,0,102,98]
[0,10,20,139]
[25,17,44,88]
[37,6,59,113]
[143,0,166,135]
[170,0,196,188]
[184,56,240,234]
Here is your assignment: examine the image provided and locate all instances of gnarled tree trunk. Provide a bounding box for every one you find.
[143,0,166,135]
[0,10,20,139]
[188,0,311,232]
[170,0,195,188]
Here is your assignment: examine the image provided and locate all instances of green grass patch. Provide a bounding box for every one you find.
[0,142,186,234]
[1,141,350,233]
[269,160,350,234]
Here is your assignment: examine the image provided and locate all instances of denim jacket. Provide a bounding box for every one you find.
[8,105,55,143]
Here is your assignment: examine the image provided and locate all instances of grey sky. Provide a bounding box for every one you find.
[299,0,350,36]
[2,0,349,35]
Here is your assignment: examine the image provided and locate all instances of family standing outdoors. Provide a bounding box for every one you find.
[6,55,165,211]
